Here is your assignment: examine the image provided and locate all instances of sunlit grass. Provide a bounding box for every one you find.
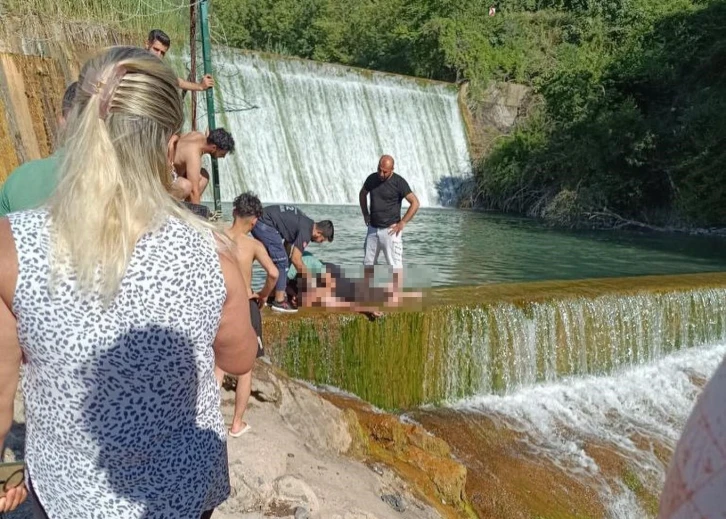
[3,0,190,42]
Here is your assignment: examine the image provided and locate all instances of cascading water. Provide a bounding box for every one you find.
[266,277,726,517]
[423,342,726,518]
[188,49,471,205]
[269,283,726,408]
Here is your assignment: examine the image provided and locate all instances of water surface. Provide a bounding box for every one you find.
[210,203,726,288]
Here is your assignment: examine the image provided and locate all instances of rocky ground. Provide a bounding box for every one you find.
[4,360,441,519]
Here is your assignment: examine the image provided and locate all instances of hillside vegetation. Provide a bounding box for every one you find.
[214,0,726,229]
[4,0,724,228]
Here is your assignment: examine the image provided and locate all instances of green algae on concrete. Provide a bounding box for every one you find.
[265,273,726,409]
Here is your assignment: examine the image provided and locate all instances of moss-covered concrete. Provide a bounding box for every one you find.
[264,273,726,409]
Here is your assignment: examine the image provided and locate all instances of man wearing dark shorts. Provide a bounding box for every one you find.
[213,193,279,437]
[248,298,265,358]
[252,204,334,313]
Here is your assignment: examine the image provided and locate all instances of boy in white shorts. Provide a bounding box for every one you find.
[358,155,420,290]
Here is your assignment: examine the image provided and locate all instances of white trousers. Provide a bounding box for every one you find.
[363,225,403,268]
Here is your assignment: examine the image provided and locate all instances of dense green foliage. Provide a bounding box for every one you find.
[213,0,726,227]
[6,0,723,227]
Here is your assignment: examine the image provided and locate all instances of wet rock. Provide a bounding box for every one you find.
[404,445,466,506]
[381,493,407,512]
[324,392,469,516]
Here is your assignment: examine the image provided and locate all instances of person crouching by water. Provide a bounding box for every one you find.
[359,155,420,294]
[251,204,334,313]
[0,46,258,518]
[214,192,278,437]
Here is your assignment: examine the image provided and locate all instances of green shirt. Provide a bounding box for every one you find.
[0,153,60,217]
[287,251,326,280]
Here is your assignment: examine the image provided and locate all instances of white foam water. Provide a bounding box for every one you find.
[452,342,726,518]
[178,49,471,206]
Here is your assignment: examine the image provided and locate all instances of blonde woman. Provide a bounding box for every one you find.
[0,46,257,518]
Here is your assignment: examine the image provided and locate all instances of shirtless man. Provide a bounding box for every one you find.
[214,192,278,437]
[171,128,235,204]
[145,29,215,92]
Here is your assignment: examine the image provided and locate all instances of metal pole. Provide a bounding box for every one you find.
[189,0,197,131]
[199,0,221,214]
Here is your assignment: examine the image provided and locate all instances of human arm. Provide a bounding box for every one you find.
[359,187,370,226]
[0,219,20,454]
[183,153,204,205]
[289,246,307,278]
[177,74,214,92]
[389,192,420,236]
[213,248,258,376]
[253,241,279,307]
[0,219,27,513]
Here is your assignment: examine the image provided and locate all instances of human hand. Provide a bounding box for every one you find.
[388,221,405,236]
[201,74,215,90]
[251,293,264,309]
[363,215,370,227]
[0,484,28,513]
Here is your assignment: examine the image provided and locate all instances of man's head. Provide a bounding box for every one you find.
[232,191,263,227]
[146,29,171,59]
[377,154,395,181]
[207,128,235,159]
[59,81,78,126]
[312,220,334,243]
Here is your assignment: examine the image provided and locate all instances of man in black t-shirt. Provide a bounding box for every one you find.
[251,204,334,313]
[359,155,420,290]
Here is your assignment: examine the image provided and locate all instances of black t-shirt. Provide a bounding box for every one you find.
[363,173,412,228]
[261,204,314,252]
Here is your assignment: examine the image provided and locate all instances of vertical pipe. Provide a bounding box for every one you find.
[189,0,197,131]
[199,0,221,213]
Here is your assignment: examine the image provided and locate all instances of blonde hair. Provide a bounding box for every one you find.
[48,46,218,302]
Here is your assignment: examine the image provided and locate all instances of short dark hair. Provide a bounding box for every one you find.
[316,220,334,242]
[232,192,262,219]
[61,81,78,118]
[207,128,235,153]
[147,29,171,47]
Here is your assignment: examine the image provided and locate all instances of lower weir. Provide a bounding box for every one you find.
[264,272,726,517]
[264,273,726,409]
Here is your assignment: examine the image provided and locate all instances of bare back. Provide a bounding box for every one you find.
[231,234,258,297]
[173,132,207,178]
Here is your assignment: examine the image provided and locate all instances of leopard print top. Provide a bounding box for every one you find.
[9,209,230,518]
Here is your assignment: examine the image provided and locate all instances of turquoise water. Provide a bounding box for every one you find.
[210,203,726,288]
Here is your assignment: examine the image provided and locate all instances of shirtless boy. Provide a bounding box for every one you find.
[214,192,278,437]
[171,129,235,204]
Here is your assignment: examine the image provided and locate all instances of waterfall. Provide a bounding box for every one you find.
[418,342,726,519]
[265,282,726,409]
[188,50,471,206]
